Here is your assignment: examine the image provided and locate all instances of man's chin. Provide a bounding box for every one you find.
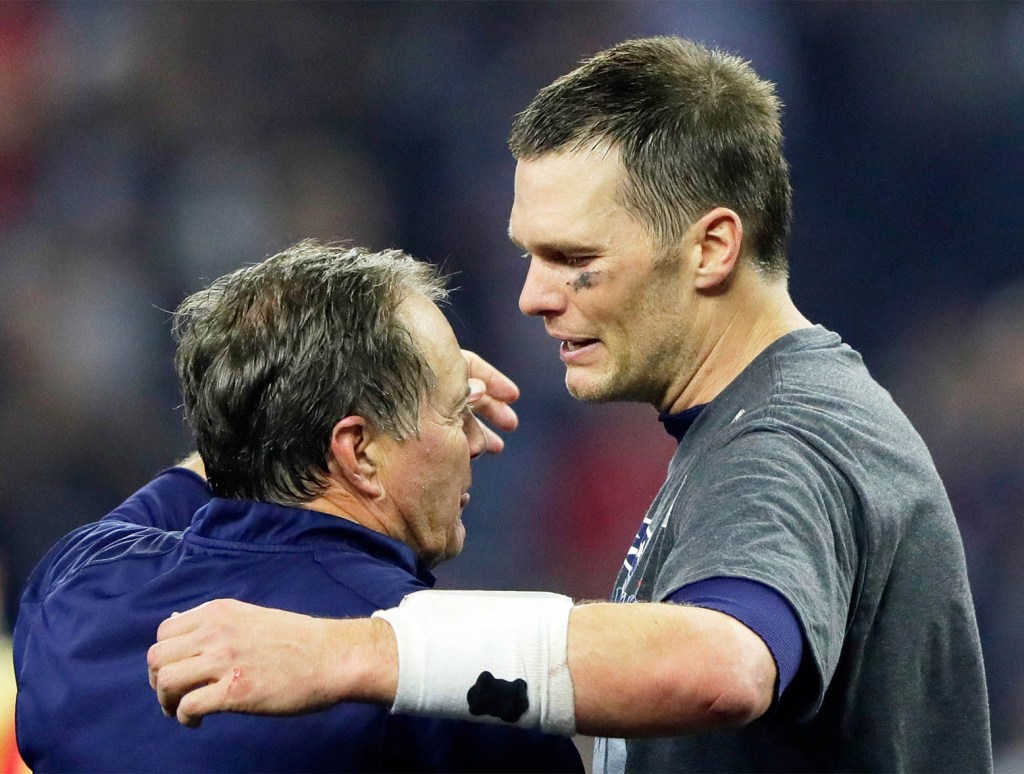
[447,520,467,561]
[566,370,654,406]
[565,372,617,403]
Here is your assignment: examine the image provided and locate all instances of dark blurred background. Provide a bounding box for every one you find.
[0,1,1021,768]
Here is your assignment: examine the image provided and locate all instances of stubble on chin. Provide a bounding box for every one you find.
[564,366,626,404]
[565,357,670,406]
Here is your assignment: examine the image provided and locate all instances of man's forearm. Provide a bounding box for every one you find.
[567,603,775,737]
[376,595,774,736]
[327,616,399,706]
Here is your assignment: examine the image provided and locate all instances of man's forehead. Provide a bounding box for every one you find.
[436,328,469,388]
[514,146,618,191]
[509,149,627,250]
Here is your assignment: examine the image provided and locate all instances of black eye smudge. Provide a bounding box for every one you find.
[570,271,597,291]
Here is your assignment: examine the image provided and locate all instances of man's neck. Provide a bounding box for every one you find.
[305,487,393,537]
[664,280,812,414]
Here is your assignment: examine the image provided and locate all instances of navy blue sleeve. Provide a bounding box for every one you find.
[667,576,804,698]
[102,467,211,531]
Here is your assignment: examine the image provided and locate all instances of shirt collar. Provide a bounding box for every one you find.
[657,404,708,442]
[187,497,435,586]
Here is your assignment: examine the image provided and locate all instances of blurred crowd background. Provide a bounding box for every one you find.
[0,1,1022,769]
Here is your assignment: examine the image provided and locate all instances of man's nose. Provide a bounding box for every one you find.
[518,259,565,317]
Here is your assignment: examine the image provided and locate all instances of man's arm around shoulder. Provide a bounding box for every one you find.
[148,597,775,737]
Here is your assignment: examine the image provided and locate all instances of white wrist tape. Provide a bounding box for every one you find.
[372,590,576,736]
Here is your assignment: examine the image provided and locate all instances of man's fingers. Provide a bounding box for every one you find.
[468,379,519,432]
[155,600,221,642]
[462,350,521,404]
[176,681,231,728]
[468,382,514,454]
[148,616,209,691]
[463,350,521,456]
[152,653,224,721]
[149,627,203,676]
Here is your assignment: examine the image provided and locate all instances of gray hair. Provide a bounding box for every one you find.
[173,239,448,504]
[508,36,792,276]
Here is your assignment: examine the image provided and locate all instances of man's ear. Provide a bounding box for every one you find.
[327,416,384,498]
[692,207,743,292]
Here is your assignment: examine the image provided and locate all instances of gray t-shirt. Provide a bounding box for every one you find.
[594,326,991,773]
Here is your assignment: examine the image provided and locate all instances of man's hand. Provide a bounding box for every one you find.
[174,452,207,479]
[463,350,520,454]
[147,599,397,727]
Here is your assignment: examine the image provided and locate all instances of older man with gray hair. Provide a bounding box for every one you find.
[13,240,581,772]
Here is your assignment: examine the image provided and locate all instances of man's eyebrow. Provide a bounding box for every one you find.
[509,234,604,257]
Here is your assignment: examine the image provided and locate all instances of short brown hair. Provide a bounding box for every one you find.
[509,36,792,275]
